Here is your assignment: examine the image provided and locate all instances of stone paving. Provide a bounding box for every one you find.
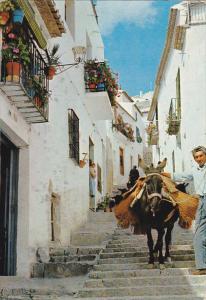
[1,211,206,299]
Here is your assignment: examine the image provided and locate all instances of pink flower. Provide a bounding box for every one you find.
[8,33,16,39]
[2,44,9,49]
[13,48,19,53]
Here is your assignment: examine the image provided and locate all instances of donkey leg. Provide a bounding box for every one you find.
[165,224,174,263]
[156,228,165,265]
[146,228,154,266]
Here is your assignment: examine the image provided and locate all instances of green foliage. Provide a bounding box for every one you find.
[0,0,15,12]
[2,36,30,66]
[47,44,61,66]
[32,75,49,104]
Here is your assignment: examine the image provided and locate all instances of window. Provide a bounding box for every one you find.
[119,147,124,176]
[136,127,142,143]
[97,164,102,193]
[68,109,79,164]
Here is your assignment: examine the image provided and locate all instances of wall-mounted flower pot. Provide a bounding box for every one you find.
[6,61,21,82]
[97,82,105,91]
[34,96,42,108]
[45,66,56,80]
[79,160,86,168]
[12,9,24,24]
[88,83,96,91]
[0,12,10,25]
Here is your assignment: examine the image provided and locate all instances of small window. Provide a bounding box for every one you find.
[119,147,124,176]
[97,164,102,193]
[136,127,142,143]
[68,109,79,164]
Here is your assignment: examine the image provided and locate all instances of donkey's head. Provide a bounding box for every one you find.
[138,156,167,175]
[144,174,164,216]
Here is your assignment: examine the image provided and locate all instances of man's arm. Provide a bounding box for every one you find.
[173,172,193,182]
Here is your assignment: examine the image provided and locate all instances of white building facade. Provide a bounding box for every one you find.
[107,91,145,187]
[148,0,206,174]
[0,0,115,277]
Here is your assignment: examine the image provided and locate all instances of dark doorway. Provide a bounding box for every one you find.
[0,132,19,275]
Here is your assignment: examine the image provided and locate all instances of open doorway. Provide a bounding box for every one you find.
[0,132,19,275]
[89,138,95,210]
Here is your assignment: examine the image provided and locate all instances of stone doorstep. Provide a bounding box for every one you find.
[84,274,206,288]
[93,260,196,271]
[76,284,206,298]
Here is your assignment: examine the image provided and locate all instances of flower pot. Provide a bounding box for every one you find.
[45,66,56,80]
[0,12,10,25]
[12,9,24,24]
[79,160,86,168]
[97,82,105,91]
[88,83,96,91]
[6,61,21,82]
[34,96,42,108]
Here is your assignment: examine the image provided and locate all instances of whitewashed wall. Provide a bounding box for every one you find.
[107,93,145,186]
[0,0,111,276]
[152,2,206,175]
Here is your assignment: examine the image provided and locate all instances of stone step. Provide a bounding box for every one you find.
[88,267,192,279]
[100,249,194,258]
[50,254,96,263]
[74,296,205,300]
[98,254,195,264]
[104,245,193,252]
[50,247,102,256]
[71,232,114,247]
[108,239,193,245]
[2,297,57,300]
[32,261,94,278]
[84,275,206,288]
[76,284,206,298]
[106,241,193,248]
[93,260,195,271]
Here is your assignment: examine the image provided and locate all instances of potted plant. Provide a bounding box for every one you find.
[45,44,61,80]
[0,0,14,25]
[32,75,49,109]
[2,35,30,82]
[166,114,180,135]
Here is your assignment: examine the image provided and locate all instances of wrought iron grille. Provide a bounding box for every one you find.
[68,109,79,164]
[1,20,49,119]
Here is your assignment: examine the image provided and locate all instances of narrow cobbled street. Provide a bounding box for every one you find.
[1,211,206,299]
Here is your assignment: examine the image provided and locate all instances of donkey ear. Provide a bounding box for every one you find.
[138,155,149,172]
[157,158,167,170]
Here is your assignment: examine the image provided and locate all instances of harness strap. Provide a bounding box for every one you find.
[147,192,162,200]
[164,208,176,223]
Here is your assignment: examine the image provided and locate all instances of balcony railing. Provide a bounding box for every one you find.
[0,22,49,123]
[113,120,135,142]
[84,61,118,107]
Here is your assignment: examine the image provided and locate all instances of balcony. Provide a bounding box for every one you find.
[84,61,117,120]
[113,114,135,142]
[0,23,49,123]
[146,123,159,145]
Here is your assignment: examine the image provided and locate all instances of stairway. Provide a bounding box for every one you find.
[75,224,206,299]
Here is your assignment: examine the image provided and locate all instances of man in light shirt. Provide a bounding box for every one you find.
[174,146,206,275]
